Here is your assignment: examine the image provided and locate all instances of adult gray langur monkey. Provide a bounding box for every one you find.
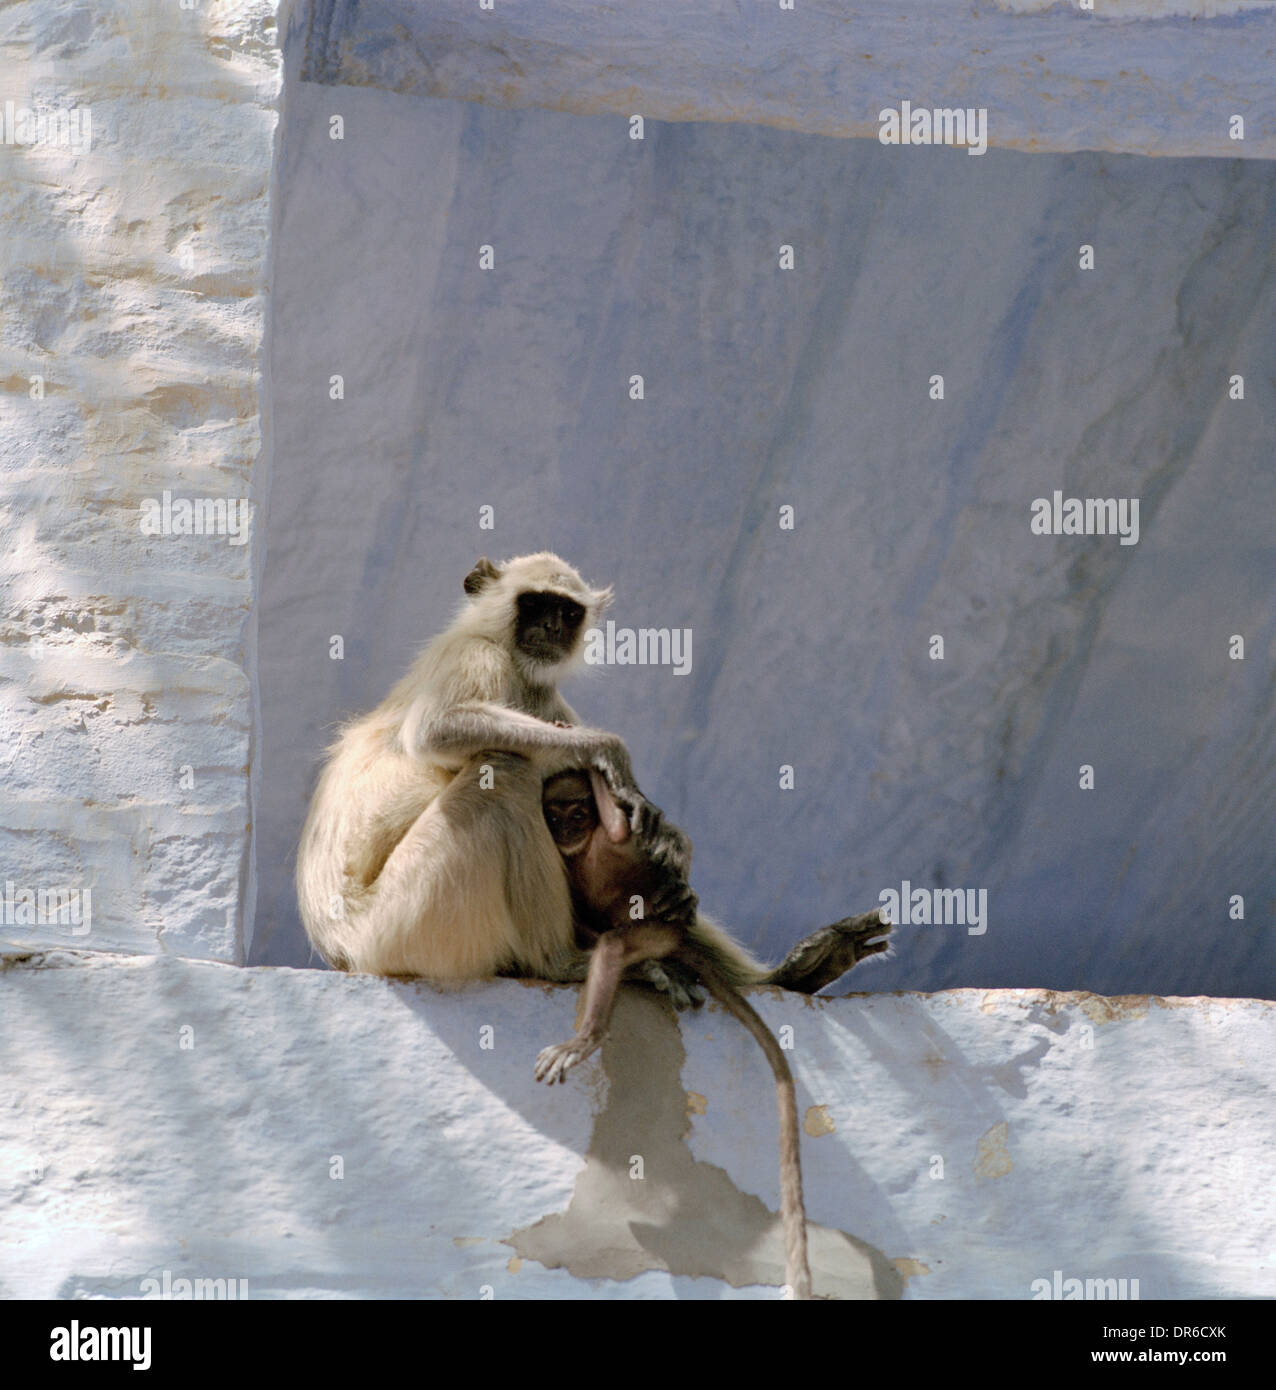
[296,546,885,993]
[535,767,891,1301]
[296,552,637,980]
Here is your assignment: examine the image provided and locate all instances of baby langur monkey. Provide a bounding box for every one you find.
[535,768,890,1301]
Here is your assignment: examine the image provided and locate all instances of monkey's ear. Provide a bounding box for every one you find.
[463,557,502,596]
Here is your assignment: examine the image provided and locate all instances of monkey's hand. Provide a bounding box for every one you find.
[589,737,638,801]
[535,1035,602,1085]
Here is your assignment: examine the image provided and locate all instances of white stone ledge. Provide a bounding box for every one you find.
[299,0,1276,159]
[1,953,1271,1299]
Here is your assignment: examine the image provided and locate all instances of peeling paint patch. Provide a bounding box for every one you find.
[685,1091,707,1117]
[514,976,564,998]
[804,1105,836,1137]
[975,1122,1014,1180]
[1080,994,1150,1024]
[975,988,1215,1022]
[892,1257,931,1283]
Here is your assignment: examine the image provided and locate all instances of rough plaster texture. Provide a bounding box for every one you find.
[0,1,282,962]
[257,71,1276,999]
[1,955,1271,1300]
[301,0,1276,159]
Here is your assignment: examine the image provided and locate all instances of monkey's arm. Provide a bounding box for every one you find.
[421,703,635,787]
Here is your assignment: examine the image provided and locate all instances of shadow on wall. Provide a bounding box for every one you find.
[508,988,904,1299]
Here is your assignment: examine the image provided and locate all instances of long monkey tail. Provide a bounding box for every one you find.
[682,947,813,1301]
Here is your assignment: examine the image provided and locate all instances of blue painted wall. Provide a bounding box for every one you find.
[255,75,1276,997]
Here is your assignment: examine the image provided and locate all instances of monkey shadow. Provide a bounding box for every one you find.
[479,986,905,1299]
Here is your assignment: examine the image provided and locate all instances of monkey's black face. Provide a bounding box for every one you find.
[515,590,586,666]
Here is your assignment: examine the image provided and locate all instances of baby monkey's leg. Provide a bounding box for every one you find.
[534,922,683,1084]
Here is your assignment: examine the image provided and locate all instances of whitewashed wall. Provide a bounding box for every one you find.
[3,957,1272,1300]
[1,0,1273,1305]
[0,0,282,962]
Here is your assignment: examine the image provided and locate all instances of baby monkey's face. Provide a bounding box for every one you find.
[542,771,696,932]
[542,771,598,855]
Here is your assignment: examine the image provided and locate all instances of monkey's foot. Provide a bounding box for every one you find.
[637,959,705,1010]
[768,910,893,995]
[535,1036,602,1085]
